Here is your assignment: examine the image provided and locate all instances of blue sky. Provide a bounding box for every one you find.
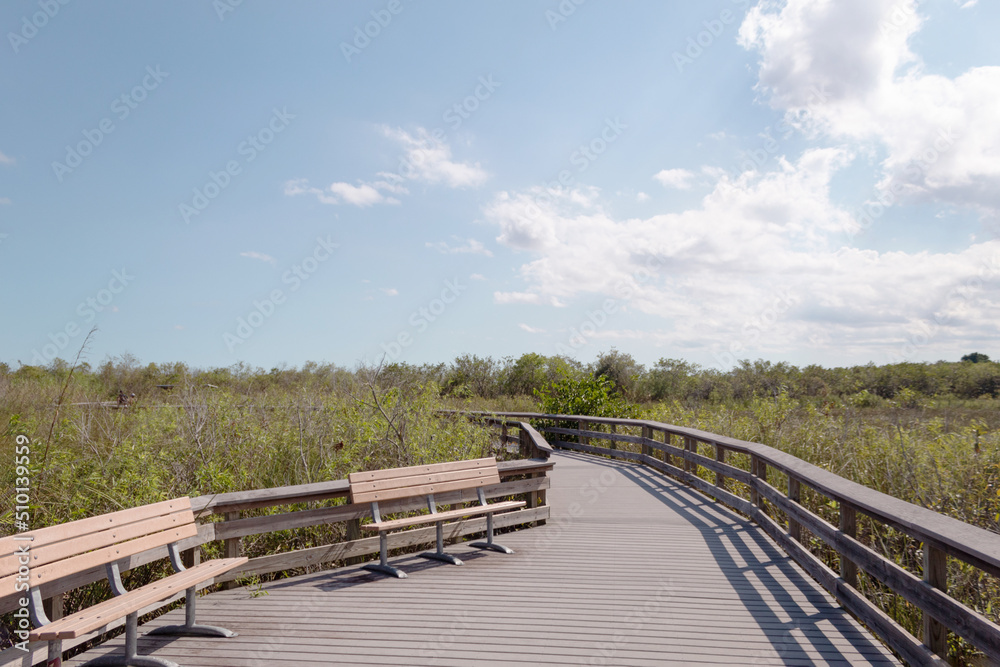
[2,0,999,372]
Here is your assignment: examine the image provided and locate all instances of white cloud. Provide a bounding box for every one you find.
[286,126,483,207]
[495,291,542,305]
[519,323,546,334]
[0,151,13,165]
[284,179,339,204]
[329,181,389,207]
[0,197,10,205]
[483,150,1000,359]
[739,0,1000,223]
[240,251,276,264]
[381,287,399,296]
[709,131,728,141]
[469,273,487,281]
[653,168,695,189]
[426,237,493,257]
[285,177,400,207]
[636,192,650,202]
[372,172,410,195]
[381,126,488,188]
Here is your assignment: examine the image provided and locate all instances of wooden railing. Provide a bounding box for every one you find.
[0,419,553,666]
[460,411,1000,667]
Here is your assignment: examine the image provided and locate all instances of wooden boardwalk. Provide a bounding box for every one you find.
[67,451,898,666]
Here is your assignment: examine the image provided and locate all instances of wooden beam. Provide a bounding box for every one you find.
[222,511,241,590]
[840,502,858,589]
[788,475,801,543]
[924,543,949,659]
[715,444,726,491]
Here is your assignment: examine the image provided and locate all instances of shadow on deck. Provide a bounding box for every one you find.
[66,450,898,667]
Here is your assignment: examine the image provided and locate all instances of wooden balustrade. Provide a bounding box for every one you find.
[0,417,553,666]
[456,410,1000,667]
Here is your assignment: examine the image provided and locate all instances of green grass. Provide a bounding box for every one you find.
[2,364,998,664]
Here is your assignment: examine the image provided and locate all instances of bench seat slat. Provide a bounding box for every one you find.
[350,467,498,494]
[0,498,192,567]
[29,557,248,641]
[347,458,495,484]
[350,474,501,504]
[362,500,526,532]
[24,522,199,587]
[0,509,193,577]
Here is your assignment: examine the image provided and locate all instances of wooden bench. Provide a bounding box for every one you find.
[0,497,248,667]
[348,457,526,578]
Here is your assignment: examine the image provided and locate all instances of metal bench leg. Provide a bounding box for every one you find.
[419,521,463,566]
[148,587,238,638]
[471,513,514,554]
[47,639,62,667]
[82,612,179,667]
[362,531,407,578]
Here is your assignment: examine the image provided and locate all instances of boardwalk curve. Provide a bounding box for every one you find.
[67,450,897,666]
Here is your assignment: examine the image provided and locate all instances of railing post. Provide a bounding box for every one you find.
[663,432,673,468]
[750,454,761,507]
[923,543,948,658]
[181,546,200,569]
[579,419,589,446]
[43,593,63,623]
[222,511,241,590]
[519,428,531,458]
[608,422,617,451]
[527,471,548,527]
[641,425,650,458]
[715,444,726,491]
[839,502,858,588]
[787,475,801,542]
[346,518,363,565]
[683,437,695,474]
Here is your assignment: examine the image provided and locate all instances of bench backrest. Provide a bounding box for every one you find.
[348,457,500,504]
[0,497,197,591]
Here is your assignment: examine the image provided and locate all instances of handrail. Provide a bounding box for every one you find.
[0,454,553,666]
[435,411,554,459]
[457,410,1000,667]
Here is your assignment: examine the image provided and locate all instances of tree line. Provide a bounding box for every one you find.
[3,350,997,405]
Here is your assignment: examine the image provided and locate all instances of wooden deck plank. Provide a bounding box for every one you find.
[65,451,899,666]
